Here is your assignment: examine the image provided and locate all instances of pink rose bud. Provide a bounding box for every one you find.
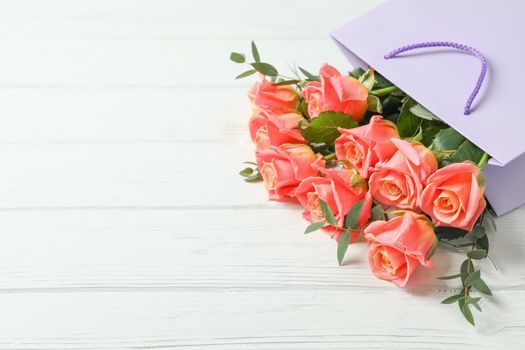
[302,64,368,121]
[256,143,319,200]
[364,212,436,287]
[296,159,372,241]
[369,139,438,210]
[248,78,298,115]
[335,115,400,178]
[421,162,486,231]
[249,111,306,151]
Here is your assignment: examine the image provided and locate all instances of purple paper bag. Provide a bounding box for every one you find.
[331,0,525,216]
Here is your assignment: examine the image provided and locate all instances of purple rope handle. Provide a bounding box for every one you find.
[384,41,487,115]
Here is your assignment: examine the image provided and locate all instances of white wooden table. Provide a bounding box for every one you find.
[0,1,523,348]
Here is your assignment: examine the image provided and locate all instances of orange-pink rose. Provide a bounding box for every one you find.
[249,111,306,150]
[256,143,319,200]
[248,78,298,115]
[296,159,372,241]
[369,139,438,210]
[421,162,486,231]
[302,64,368,121]
[335,115,399,178]
[364,212,436,287]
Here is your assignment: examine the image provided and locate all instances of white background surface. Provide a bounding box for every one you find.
[0,0,524,348]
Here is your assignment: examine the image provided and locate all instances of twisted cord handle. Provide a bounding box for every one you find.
[384,41,487,115]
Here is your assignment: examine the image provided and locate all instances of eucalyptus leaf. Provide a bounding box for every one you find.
[460,301,475,326]
[473,226,486,239]
[230,52,245,63]
[337,231,350,266]
[345,199,365,229]
[320,199,337,226]
[299,67,320,81]
[273,79,301,86]
[472,278,492,296]
[464,269,481,287]
[235,69,257,79]
[441,294,464,304]
[251,41,260,62]
[437,273,462,280]
[251,62,278,77]
[476,235,489,254]
[467,249,487,260]
[304,221,326,234]
[300,111,357,144]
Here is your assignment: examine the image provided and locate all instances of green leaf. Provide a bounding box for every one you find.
[471,278,492,296]
[251,41,260,63]
[349,67,365,79]
[337,231,350,266]
[359,69,375,90]
[305,221,326,234]
[472,226,486,239]
[345,199,365,229]
[467,249,487,260]
[300,111,357,144]
[243,172,262,182]
[464,269,481,287]
[459,300,475,326]
[239,167,254,177]
[251,62,278,77]
[230,52,246,63]
[467,297,482,312]
[431,128,485,166]
[476,235,489,254]
[441,294,464,304]
[273,79,301,86]
[460,259,474,285]
[437,273,462,280]
[371,205,385,221]
[396,97,422,138]
[435,226,469,241]
[421,125,442,147]
[409,103,439,120]
[367,95,382,113]
[320,199,337,226]
[235,69,257,79]
[299,67,320,81]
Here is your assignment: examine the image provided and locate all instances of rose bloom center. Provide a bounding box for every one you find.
[306,191,324,220]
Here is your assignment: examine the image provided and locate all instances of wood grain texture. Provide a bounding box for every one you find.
[0,0,523,348]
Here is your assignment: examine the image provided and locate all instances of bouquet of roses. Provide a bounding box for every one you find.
[231,42,496,326]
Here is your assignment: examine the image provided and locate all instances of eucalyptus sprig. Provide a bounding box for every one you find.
[438,212,494,326]
[305,199,367,265]
[238,162,262,182]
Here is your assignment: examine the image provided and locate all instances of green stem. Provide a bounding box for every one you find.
[370,86,400,97]
[477,152,489,169]
[324,152,337,161]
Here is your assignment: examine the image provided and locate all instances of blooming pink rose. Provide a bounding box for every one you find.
[302,64,368,121]
[421,162,486,231]
[296,159,372,241]
[369,139,438,210]
[256,144,319,200]
[248,78,298,115]
[335,115,399,178]
[364,212,436,287]
[249,112,306,150]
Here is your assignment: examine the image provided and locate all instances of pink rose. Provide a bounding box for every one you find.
[248,78,298,115]
[256,143,319,200]
[364,212,436,287]
[249,112,306,150]
[335,115,399,178]
[302,64,368,121]
[421,162,486,231]
[369,139,438,210]
[296,159,372,241]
